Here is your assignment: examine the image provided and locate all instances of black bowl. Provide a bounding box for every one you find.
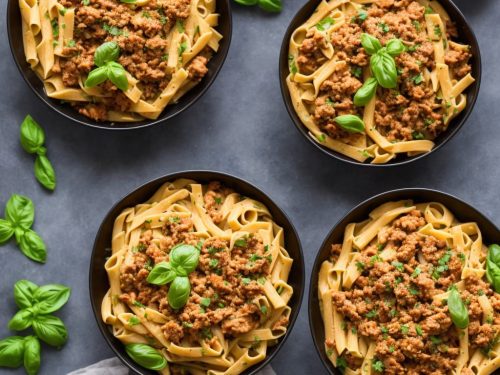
[308,188,500,374]
[279,0,481,167]
[7,1,232,130]
[89,170,305,374]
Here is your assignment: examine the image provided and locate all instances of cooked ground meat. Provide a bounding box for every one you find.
[55,0,214,121]
[329,207,499,375]
[294,0,472,144]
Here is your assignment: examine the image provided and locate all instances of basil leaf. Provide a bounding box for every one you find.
[486,244,500,293]
[371,52,398,89]
[334,115,365,133]
[234,0,259,5]
[20,115,45,154]
[5,195,35,230]
[168,276,191,310]
[14,227,25,244]
[23,336,41,375]
[125,344,167,370]
[94,41,120,67]
[354,77,378,106]
[32,315,68,348]
[316,17,335,31]
[120,0,137,3]
[14,280,39,309]
[147,262,176,285]
[0,219,14,244]
[34,155,56,191]
[386,39,405,56]
[257,0,282,12]
[0,336,25,368]
[8,309,34,331]
[448,286,469,329]
[361,33,382,55]
[33,284,71,314]
[18,230,47,263]
[106,62,129,91]
[169,244,199,273]
[85,66,108,88]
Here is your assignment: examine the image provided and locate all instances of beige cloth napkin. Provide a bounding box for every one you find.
[68,358,276,375]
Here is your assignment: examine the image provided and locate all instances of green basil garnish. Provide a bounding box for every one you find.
[386,39,406,56]
[20,116,56,191]
[0,336,25,368]
[361,33,382,55]
[354,77,378,106]
[486,244,500,293]
[147,262,177,285]
[170,244,200,273]
[447,286,469,329]
[85,41,129,92]
[371,52,398,89]
[234,0,259,5]
[316,17,335,31]
[168,276,191,310]
[32,315,68,348]
[125,344,167,370]
[334,115,365,133]
[23,336,41,375]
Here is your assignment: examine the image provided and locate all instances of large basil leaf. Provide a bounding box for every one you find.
[354,77,378,106]
[34,156,56,191]
[371,52,398,89]
[486,244,500,293]
[169,244,199,273]
[5,195,34,230]
[14,280,39,309]
[125,344,167,370]
[147,262,177,285]
[94,41,120,67]
[0,219,14,244]
[23,336,41,375]
[0,336,25,368]
[32,315,68,348]
[448,286,469,329]
[8,309,34,331]
[20,115,45,154]
[168,276,191,310]
[33,284,71,314]
[18,230,47,263]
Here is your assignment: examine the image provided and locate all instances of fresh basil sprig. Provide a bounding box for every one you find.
[354,77,378,106]
[233,0,282,13]
[0,195,46,263]
[447,285,469,329]
[20,116,56,191]
[147,244,199,309]
[486,244,500,293]
[85,42,128,91]
[125,344,167,370]
[334,114,365,133]
[0,336,41,374]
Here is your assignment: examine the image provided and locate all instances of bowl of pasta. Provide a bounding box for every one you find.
[7,0,232,129]
[89,171,304,374]
[309,188,500,375]
[279,0,481,166]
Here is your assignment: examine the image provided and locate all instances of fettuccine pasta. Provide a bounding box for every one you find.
[287,0,474,163]
[319,200,499,374]
[102,180,294,374]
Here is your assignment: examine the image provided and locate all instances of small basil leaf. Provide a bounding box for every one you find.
[0,336,25,368]
[32,315,68,348]
[233,0,259,5]
[371,52,398,89]
[361,33,382,55]
[106,62,129,91]
[168,276,191,310]
[334,115,365,133]
[23,336,41,375]
[85,66,108,88]
[33,284,71,314]
[120,0,137,3]
[386,39,405,56]
[18,230,47,263]
[125,344,167,371]
[8,309,34,331]
[448,286,469,329]
[169,244,199,274]
[486,244,500,293]
[354,77,378,106]
[257,0,282,12]
[5,195,35,230]
[20,115,45,154]
[94,41,120,67]
[0,219,14,244]
[34,155,56,191]
[147,262,176,285]
[14,280,39,309]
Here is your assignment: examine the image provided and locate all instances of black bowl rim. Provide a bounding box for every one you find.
[7,0,233,131]
[307,187,500,375]
[279,0,482,167]
[89,170,305,375]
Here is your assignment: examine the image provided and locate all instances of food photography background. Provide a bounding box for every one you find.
[0,0,498,374]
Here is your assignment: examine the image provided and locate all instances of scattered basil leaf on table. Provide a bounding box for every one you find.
[0,336,25,368]
[8,309,34,331]
[125,344,167,370]
[18,229,47,263]
[85,41,129,91]
[0,219,14,244]
[32,315,68,348]
[486,244,500,293]
[19,116,57,191]
[23,336,41,375]
[334,115,365,133]
[14,280,39,309]
[5,195,34,230]
[447,285,469,329]
[168,276,191,310]
[354,77,378,106]
[32,284,71,314]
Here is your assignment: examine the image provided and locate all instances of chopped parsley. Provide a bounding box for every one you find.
[424,117,434,127]
[288,54,298,74]
[316,17,335,31]
[352,10,367,24]
[365,310,378,319]
[169,216,180,224]
[257,277,266,285]
[392,261,404,272]
[201,327,213,339]
[401,325,409,335]
[178,41,188,57]
[390,309,398,318]
[51,19,59,38]
[132,243,147,253]
[249,254,263,262]
[208,246,222,255]
[351,326,357,334]
[142,11,151,19]
[66,39,76,47]
[425,6,433,14]
[59,7,67,16]
[380,326,389,339]
[242,278,251,285]
[234,237,247,247]
[378,22,389,33]
[128,316,140,326]
[409,286,420,295]
[209,259,219,268]
[389,345,395,353]
[260,305,268,315]
[430,336,442,345]
[82,0,90,5]
[458,252,466,263]
[434,25,442,38]
[351,66,363,78]
[200,297,211,307]
[276,286,284,294]
[215,197,222,205]
[317,133,326,143]
[478,289,485,296]
[432,250,452,279]
[412,20,421,32]
[102,23,127,37]
[412,267,422,278]
[176,20,185,33]
[161,54,169,61]
[408,43,421,52]
[370,255,383,266]
[356,261,365,271]
[325,97,334,106]
[182,321,193,328]
[372,359,384,372]
[412,73,423,85]
[415,324,423,336]
[133,300,146,308]
[336,356,347,371]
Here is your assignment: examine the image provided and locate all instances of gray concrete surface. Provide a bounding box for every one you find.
[0,0,499,374]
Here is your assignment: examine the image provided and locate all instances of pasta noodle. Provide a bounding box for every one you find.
[102,180,294,374]
[18,0,222,122]
[319,200,499,374]
[287,0,474,163]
